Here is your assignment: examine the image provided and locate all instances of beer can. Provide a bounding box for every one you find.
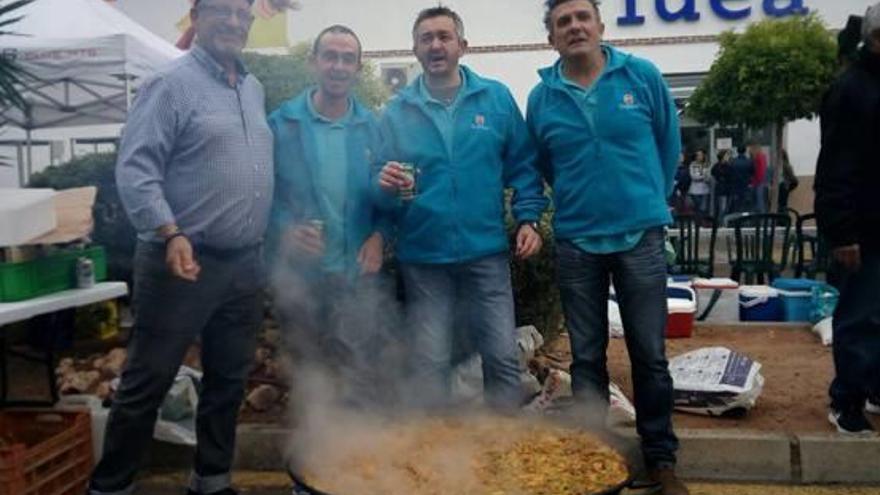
[76,257,95,289]
[308,219,325,239]
[399,162,417,201]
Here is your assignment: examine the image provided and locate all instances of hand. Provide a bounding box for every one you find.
[833,244,862,273]
[515,223,543,259]
[379,161,412,194]
[165,236,201,281]
[358,232,384,275]
[284,225,325,258]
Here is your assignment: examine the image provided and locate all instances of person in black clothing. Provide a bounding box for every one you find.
[728,145,754,217]
[815,2,880,437]
[711,149,734,219]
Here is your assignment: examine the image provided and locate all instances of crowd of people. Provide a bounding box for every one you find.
[671,143,800,222]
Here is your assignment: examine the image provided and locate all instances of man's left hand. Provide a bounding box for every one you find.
[515,223,542,259]
[358,232,385,275]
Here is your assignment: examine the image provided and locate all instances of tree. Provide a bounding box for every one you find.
[688,13,837,209]
[242,43,390,114]
[0,0,35,111]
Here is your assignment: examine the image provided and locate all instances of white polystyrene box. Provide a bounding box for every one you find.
[0,188,57,247]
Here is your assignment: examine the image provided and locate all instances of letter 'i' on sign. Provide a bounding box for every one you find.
[763,0,809,17]
[618,0,647,26]
[656,0,700,22]
[711,0,752,20]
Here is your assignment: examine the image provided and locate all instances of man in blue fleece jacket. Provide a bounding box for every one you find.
[377,6,548,411]
[527,1,686,494]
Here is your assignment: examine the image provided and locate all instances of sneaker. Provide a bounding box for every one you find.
[648,467,690,495]
[866,398,880,415]
[828,407,877,436]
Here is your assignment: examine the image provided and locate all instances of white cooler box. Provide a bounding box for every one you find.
[693,278,740,322]
[0,188,57,246]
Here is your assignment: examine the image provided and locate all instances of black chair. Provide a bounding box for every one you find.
[727,213,792,284]
[669,213,718,278]
[795,213,830,279]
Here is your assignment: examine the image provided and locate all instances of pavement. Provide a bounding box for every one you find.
[136,471,880,495]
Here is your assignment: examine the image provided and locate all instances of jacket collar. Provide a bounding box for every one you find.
[397,65,490,105]
[276,88,372,125]
[537,44,629,91]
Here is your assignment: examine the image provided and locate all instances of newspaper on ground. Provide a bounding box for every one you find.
[669,347,764,416]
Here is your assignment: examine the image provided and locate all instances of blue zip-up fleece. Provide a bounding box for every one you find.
[375,66,548,264]
[527,45,680,240]
[267,90,389,276]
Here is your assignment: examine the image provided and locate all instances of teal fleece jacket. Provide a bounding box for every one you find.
[375,65,548,264]
[267,90,389,277]
[527,45,680,240]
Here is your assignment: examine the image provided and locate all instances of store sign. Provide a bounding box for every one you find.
[618,0,809,26]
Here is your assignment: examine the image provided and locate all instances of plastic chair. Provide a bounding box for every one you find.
[669,213,717,278]
[727,213,792,285]
[795,213,830,279]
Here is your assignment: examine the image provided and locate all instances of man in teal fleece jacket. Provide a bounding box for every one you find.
[376,6,548,411]
[527,1,687,494]
[267,25,394,409]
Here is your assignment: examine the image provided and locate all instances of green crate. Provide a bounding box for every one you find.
[0,246,107,303]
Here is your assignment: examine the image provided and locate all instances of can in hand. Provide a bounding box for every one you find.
[399,162,417,201]
[76,257,95,289]
[308,219,325,238]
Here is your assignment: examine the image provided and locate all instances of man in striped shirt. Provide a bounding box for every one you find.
[88,1,272,494]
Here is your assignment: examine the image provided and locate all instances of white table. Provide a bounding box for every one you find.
[1,282,128,407]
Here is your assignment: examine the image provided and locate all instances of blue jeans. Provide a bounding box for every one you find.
[829,252,880,411]
[400,253,521,411]
[89,242,264,495]
[556,228,679,468]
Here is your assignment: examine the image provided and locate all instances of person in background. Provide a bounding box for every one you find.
[729,145,755,217]
[778,149,799,213]
[688,149,711,218]
[89,1,273,494]
[673,152,691,214]
[748,142,769,213]
[711,149,734,220]
[527,1,687,493]
[266,25,394,409]
[376,6,548,412]
[815,1,880,437]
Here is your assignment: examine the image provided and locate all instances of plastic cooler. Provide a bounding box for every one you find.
[771,278,828,322]
[693,278,740,322]
[739,286,783,321]
[667,283,697,338]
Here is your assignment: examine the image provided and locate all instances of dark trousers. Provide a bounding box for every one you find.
[556,228,679,468]
[829,252,880,411]
[89,242,264,494]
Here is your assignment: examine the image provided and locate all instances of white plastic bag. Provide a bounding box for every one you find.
[813,317,833,346]
[669,347,764,416]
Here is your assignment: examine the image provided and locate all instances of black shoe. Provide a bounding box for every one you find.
[186,489,238,495]
[647,467,690,495]
[828,407,877,436]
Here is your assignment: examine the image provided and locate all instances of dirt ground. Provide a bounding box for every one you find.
[538,324,880,433]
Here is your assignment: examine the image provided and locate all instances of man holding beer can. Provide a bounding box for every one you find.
[377,6,547,411]
[267,25,393,408]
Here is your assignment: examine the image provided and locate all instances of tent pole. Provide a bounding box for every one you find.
[124,73,132,111]
[16,144,24,187]
[25,128,33,185]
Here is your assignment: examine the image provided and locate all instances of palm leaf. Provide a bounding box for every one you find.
[0,0,35,111]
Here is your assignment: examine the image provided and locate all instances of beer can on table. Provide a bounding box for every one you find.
[399,163,417,201]
[76,257,95,289]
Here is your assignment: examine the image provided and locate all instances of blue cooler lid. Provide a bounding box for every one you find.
[772,278,823,292]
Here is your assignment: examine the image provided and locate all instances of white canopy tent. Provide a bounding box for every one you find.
[0,0,182,185]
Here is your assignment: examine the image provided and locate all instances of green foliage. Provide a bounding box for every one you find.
[688,13,837,128]
[0,0,36,111]
[28,153,136,285]
[243,43,390,114]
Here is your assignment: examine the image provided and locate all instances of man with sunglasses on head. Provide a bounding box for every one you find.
[87,1,272,494]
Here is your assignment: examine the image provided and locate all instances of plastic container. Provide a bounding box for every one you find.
[0,246,107,302]
[739,286,783,322]
[771,278,824,322]
[667,284,697,338]
[0,409,93,495]
[693,278,740,322]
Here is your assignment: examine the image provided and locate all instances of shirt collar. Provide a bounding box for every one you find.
[419,67,467,107]
[306,89,353,125]
[190,44,249,86]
